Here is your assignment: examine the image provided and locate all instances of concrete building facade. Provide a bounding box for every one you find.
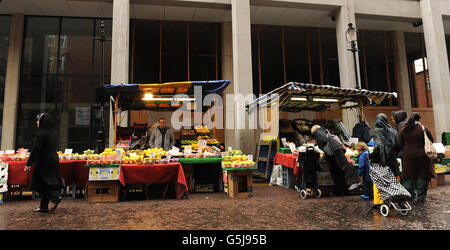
[0,0,450,155]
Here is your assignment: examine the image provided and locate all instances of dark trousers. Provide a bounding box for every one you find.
[363,180,373,198]
[402,178,429,201]
[327,156,347,196]
[38,185,60,209]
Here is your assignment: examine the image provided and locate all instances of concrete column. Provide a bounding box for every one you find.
[335,0,360,133]
[231,0,255,155]
[392,30,412,114]
[420,0,450,139]
[109,0,130,148]
[222,22,236,150]
[1,14,24,150]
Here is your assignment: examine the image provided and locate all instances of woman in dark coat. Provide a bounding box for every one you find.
[371,113,400,176]
[311,125,360,196]
[370,113,401,206]
[25,113,63,213]
[398,112,436,203]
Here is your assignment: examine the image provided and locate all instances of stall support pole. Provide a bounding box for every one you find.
[359,99,364,123]
[113,94,120,148]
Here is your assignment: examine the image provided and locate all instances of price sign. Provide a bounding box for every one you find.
[64,149,73,156]
[149,152,156,158]
[281,138,287,147]
[5,150,14,155]
[185,146,192,154]
[198,139,207,147]
[288,143,297,153]
[248,155,253,161]
[129,153,137,157]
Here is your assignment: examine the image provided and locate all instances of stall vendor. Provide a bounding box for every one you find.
[149,118,175,151]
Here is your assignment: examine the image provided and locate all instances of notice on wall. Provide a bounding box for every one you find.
[75,107,90,126]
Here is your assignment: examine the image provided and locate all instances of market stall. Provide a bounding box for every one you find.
[247,82,397,193]
[93,80,257,196]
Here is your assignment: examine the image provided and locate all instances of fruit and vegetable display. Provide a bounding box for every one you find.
[181,126,220,146]
[221,150,255,169]
[0,148,29,161]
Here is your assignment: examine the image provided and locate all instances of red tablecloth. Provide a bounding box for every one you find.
[72,160,89,187]
[274,153,301,176]
[119,163,188,199]
[4,160,87,188]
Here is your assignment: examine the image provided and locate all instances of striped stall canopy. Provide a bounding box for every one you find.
[96,80,231,111]
[247,82,397,112]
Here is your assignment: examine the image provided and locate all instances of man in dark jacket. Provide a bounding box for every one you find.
[25,113,63,213]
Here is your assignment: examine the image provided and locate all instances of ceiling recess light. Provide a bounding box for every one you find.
[142,93,195,102]
[291,97,338,103]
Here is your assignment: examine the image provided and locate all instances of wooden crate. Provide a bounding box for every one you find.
[86,180,120,203]
[224,170,253,198]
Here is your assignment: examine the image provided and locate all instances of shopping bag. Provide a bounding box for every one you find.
[422,125,437,159]
[369,161,411,202]
[270,164,283,186]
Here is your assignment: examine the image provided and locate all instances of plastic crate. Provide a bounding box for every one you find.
[281,166,295,189]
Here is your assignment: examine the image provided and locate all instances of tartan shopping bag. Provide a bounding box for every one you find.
[369,161,411,202]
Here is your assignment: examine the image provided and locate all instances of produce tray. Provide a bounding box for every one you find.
[278,148,291,154]
[178,157,222,164]
[85,164,121,168]
[222,167,258,172]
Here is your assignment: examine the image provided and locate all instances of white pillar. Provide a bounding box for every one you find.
[109,0,130,148]
[231,0,255,155]
[222,22,236,150]
[336,1,360,132]
[392,30,412,114]
[420,0,450,139]
[1,14,24,150]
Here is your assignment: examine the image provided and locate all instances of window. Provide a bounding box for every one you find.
[17,17,112,152]
[284,26,309,84]
[0,15,10,146]
[358,30,398,106]
[404,32,431,108]
[131,20,221,84]
[251,25,341,95]
[259,25,284,94]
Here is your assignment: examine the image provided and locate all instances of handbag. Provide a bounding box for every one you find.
[422,125,437,159]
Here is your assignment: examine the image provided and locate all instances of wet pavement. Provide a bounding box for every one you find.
[1,179,449,230]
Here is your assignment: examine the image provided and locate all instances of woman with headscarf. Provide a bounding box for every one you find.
[391,110,408,133]
[311,125,361,196]
[371,113,400,176]
[398,112,436,203]
[24,113,63,213]
[370,113,401,206]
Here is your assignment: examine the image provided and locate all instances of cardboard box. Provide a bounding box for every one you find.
[317,171,334,186]
[429,178,437,189]
[436,173,446,186]
[86,180,120,202]
[445,145,450,158]
[89,167,120,181]
[435,163,448,174]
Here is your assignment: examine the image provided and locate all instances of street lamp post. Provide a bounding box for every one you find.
[346,23,360,90]
[93,20,112,153]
